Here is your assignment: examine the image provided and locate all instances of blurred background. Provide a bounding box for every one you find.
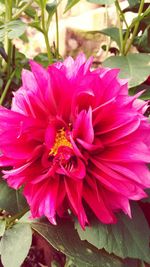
[14,0,134,62]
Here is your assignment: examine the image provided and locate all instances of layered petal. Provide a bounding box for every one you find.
[0,54,149,228]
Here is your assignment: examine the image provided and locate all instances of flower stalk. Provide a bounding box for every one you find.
[3,0,13,76]
[40,2,53,64]
[115,0,124,55]
[124,0,145,55]
[0,69,15,105]
[55,5,59,58]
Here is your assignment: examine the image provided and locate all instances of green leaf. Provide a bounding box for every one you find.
[1,223,32,267]
[64,0,80,13]
[127,0,140,7]
[0,180,28,215]
[0,220,6,237]
[19,211,32,223]
[98,27,126,48]
[103,53,150,88]
[31,219,124,267]
[0,20,27,42]
[34,53,50,67]
[133,83,150,101]
[46,0,57,17]
[87,0,115,5]
[24,6,36,19]
[75,204,150,263]
[133,26,150,53]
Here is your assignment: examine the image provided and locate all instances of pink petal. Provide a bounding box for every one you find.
[65,178,88,228]
[73,107,94,143]
[84,176,116,224]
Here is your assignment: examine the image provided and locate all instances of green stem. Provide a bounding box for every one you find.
[6,41,12,79]
[115,0,129,29]
[115,0,124,54]
[124,0,145,55]
[44,31,52,63]
[6,207,29,229]
[123,6,150,53]
[41,4,52,63]
[0,69,15,105]
[3,0,12,74]
[130,7,150,29]
[12,0,34,20]
[55,5,59,58]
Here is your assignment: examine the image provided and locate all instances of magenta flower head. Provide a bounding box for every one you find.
[0,53,150,228]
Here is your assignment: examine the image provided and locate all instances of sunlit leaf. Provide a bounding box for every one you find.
[0,220,6,237]
[0,20,26,42]
[64,0,80,13]
[103,53,150,87]
[87,0,115,5]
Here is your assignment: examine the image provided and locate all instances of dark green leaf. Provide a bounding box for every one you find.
[46,0,57,17]
[133,26,150,53]
[0,180,28,215]
[24,6,37,19]
[1,223,32,267]
[64,0,80,13]
[0,220,6,237]
[103,53,150,88]
[127,0,140,7]
[31,219,124,267]
[87,0,115,5]
[34,53,49,67]
[75,204,150,263]
[135,84,150,101]
[142,12,150,26]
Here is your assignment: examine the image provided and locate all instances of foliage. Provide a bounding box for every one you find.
[0,0,150,266]
[103,53,150,87]
[75,204,150,262]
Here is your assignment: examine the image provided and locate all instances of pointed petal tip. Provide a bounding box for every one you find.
[49,216,57,225]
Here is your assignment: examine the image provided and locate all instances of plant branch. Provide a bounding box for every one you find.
[12,0,34,20]
[129,7,150,30]
[115,0,124,54]
[3,0,12,76]
[6,206,29,229]
[124,0,145,55]
[55,4,59,58]
[115,0,129,29]
[0,69,15,105]
[41,3,52,63]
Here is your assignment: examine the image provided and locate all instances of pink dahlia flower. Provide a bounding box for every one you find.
[0,54,150,228]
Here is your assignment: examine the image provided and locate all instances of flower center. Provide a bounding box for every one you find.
[49,128,72,156]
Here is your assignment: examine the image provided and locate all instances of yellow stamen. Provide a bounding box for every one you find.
[49,128,72,156]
